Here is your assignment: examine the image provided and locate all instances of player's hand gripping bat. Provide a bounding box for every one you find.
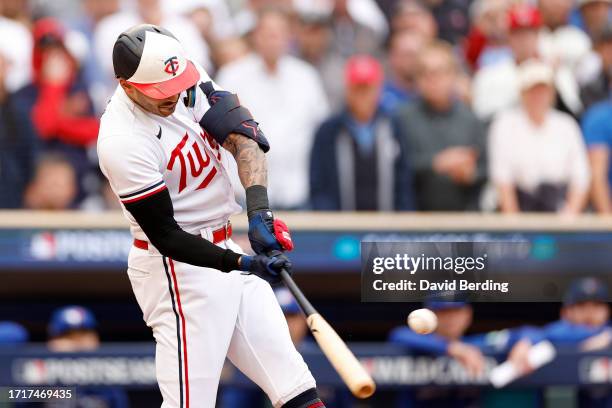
[280,268,376,398]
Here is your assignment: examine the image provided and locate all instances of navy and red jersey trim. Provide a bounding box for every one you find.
[120,180,167,204]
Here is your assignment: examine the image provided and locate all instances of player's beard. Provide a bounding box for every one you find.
[158,101,178,117]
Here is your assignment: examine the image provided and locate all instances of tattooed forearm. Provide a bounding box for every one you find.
[223,133,267,188]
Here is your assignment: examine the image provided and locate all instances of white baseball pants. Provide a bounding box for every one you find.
[126,233,316,408]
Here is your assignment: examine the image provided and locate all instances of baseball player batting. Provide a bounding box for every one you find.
[97,25,325,408]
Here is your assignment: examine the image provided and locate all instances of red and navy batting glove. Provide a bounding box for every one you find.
[248,210,294,255]
[239,250,292,285]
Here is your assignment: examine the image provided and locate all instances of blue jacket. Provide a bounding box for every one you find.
[309,110,415,211]
[388,325,542,356]
[529,319,611,346]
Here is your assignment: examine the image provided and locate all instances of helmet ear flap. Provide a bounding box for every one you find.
[183,85,197,108]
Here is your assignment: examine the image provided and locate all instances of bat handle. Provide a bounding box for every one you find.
[280,268,318,317]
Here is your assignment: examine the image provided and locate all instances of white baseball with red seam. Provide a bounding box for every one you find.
[407,308,437,334]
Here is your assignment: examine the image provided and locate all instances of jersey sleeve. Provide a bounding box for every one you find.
[388,326,449,355]
[98,134,167,205]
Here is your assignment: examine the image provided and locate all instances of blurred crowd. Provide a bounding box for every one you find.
[3,0,612,214]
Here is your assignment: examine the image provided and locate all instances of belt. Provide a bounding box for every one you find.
[134,222,232,250]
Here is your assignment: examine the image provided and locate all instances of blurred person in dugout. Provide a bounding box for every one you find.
[390,295,545,408]
[219,288,309,408]
[488,59,590,214]
[395,41,486,211]
[48,305,129,408]
[388,293,533,408]
[0,321,28,345]
[11,18,100,207]
[309,55,415,211]
[472,4,583,121]
[507,277,612,407]
[216,6,329,210]
[379,29,425,114]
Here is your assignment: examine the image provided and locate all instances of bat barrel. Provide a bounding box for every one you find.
[279,269,376,399]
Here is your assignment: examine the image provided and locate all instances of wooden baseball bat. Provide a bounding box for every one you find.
[280,269,376,399]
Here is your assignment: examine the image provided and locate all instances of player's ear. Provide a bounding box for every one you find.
[119,79,132,92]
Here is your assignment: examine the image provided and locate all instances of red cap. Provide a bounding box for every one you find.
[345,55,383,86]
[508,5,542,31]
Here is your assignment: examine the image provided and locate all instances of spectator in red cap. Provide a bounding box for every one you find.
[309,55,414,211]
[395,41,486,211]
[463,0,512,71]
[472,4,583,120]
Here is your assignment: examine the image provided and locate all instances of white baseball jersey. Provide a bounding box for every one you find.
[98,35,316,408]
[98,64,241,240]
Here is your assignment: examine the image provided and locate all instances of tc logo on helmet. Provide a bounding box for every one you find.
[164,56,179,76]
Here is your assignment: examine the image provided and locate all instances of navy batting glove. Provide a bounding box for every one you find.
[248,210,282,255]
[200,81,232,106]
[239,250,292,285]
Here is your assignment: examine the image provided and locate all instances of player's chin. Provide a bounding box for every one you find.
[157,104,177,117]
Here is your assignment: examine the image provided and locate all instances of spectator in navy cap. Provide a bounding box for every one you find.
[0,321,29,345]
[509,277,611,375]
[508,277,611,406]
[47,306,129,407]
[562,277,610,331]
[47,305,99,352]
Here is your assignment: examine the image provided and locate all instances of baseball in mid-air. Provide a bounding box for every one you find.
[407,308,438,334]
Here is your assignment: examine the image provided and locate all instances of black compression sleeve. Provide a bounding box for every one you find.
[245,185,270,218]
[124,188,242,272]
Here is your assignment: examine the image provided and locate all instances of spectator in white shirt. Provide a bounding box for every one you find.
[472,4,582,120]
[216,7,329,209]
[488,59,590,214]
